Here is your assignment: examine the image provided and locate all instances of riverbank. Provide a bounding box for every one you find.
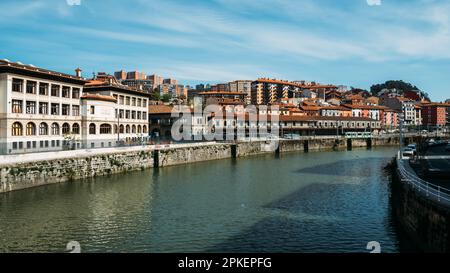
[0,137,402,193]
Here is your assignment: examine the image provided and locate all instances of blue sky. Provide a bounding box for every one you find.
[0,0,449,101]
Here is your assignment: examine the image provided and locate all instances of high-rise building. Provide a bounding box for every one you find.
[114,70,127,81]
[147,74,164,89]
[126,71,147,80]
[163,78,178,85]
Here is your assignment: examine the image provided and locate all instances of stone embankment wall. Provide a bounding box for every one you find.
[391,160,450,252]
[0,137,403,193]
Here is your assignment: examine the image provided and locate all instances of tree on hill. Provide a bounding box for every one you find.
[370,80,429,100]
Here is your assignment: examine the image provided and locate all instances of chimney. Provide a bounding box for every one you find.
[75,68,82,78]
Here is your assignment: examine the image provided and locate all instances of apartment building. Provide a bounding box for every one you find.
[420,103,447,127]
[229,80,252,104]
[0,60,86,154]
[83,73,150,147]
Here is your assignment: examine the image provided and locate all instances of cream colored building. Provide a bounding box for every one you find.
[0,60,86,154]
[84,73,150,147]
[0,61,150,154]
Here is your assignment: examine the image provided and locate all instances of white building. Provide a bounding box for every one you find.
[0,60,86,154]
[84,73,150,148]
[0,60,151,154]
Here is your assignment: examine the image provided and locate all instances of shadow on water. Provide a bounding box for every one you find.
[293,157,386,177]
[207,156,418,253]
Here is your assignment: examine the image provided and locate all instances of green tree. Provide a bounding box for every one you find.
[162,94,171,103]
[151,91,161,101]
[370,80,429,100]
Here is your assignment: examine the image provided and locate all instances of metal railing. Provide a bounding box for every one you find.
[396,154,450,207]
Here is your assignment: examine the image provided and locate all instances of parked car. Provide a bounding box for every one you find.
[402,148,415,158]
[407,144,417,154]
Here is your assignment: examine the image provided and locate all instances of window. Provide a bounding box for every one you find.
[26,81,37,94]
[62,123,70,134]
[72,88,80,99]
[126,125,130,133]
[137,111,141,120]
[72,105,80,116]
[13,142,18,150]
[143,125,147,134]
[51,103,59,115]
[119,96,124,105]
[142,112,147,120]
[119,125,124,133]
[132,97,136,106]
[132,125,136,133]
[27,141,31,149]
[12,100,22,113]
[89,123,96,134]
[39,102,48,115]
[114,125,118,134]
[26,122,36,136]
[143,99,147,107]
[90,106,95,115]
[137,125,142,133]
[72,123,80,134]
[62,104,70,116]
[39,123,48,135]
[39,83,48,95]
[51,123,59,135]
[26,101,36,114]
[137,98,142,107]
[131,111,136,119]
[100,124,112,134]
[12,78,23,92]
[126,96,130,105]
[51,85,60,97]
[119,110,124,119]
[113,94,118,102]
[62,86,70,98]
[12,122,23,136]
[125,110,130,119]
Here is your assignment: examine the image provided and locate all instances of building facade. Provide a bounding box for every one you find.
[0,60,86,154]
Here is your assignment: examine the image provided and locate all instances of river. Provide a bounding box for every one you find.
[0,147,417,253]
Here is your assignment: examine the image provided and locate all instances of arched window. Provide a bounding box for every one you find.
[126,125,130,133]
[62,123,70,134]
[114,124,118,134]
[137,125,142,133]
[72,123,80,134]
[119,125,124,134]
[142,125,147,134]
[89,123,96,135]
[12,122,23,136]
[100,124,112,134]
[26,122,36,136]
[51,123,60,135]
[132,125,136,133]
[39,122,48,135]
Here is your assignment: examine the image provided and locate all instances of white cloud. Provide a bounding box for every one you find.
[367,0,382,6]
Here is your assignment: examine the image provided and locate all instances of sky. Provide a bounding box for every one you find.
[0,0,449,101]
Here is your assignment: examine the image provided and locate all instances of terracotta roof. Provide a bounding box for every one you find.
[342,104,388,110]
[319,106,351,111]
[148,105,174,114]
[80,94,117,103]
